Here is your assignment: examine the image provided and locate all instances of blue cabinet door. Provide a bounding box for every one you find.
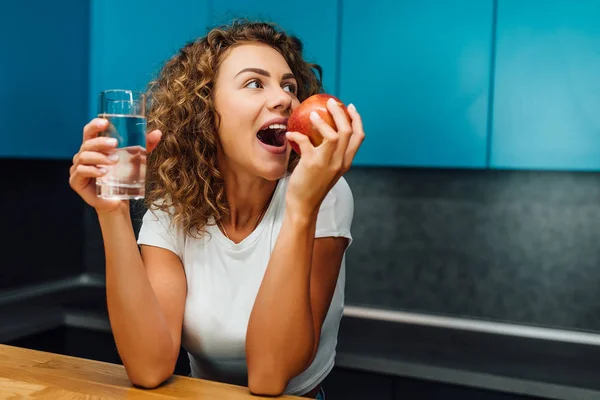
[210,0,339,96]
[0,0,89,159]
[89,0,210,119]
[340,0,493,167]
[491,0,600,170]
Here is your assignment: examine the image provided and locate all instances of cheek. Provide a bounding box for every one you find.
[223,102,260,136]
[216,104,256,151]
[291,98,301,110]
[215,99,240,136]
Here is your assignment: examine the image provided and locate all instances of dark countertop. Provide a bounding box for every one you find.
[335,315,600,400]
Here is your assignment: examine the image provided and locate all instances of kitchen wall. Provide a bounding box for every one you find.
[0,0,89,290]
[344,167,600,332]
[3,0,600,337]
[82,167,600,333]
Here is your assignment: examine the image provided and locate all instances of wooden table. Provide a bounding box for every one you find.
[0,344,302,399]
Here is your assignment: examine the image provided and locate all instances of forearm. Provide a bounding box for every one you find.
[246,204,318,394]
[98,208,176,385]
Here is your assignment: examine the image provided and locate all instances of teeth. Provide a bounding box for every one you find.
[266,124,287,130]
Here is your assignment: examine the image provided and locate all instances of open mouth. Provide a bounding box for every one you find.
[257,124,287,147]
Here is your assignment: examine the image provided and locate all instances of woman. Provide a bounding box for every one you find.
[69,20,364,399]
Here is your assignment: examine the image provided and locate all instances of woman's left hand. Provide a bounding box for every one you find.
[285,98,365,217]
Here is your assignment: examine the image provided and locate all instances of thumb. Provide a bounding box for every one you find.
[286,131,313,155]
[146,129,163,153]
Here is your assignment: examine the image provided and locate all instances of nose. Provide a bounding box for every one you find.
[266,86,293,112]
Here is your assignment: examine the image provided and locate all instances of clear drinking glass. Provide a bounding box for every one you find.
[96,89,147,200]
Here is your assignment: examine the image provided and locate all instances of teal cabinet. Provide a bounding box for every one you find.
[491,0,600,170]
[89,0,210,119]
[0,0,89,159]
[210,0,339,95]
[339,0,494,167]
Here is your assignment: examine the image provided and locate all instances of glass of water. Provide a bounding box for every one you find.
[96,89,147,200]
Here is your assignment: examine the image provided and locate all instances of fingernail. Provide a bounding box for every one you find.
[106,138,118,146]
[310,111,320,120]
[348,103,356,112]
[97,119,108,127]
[327,98,337,107]
[98,167,107,175]
[108,153,119,161]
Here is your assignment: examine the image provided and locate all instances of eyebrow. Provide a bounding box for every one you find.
[235,68,296,81]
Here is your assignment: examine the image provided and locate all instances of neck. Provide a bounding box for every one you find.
[224,175,276,230]
[219,155,278,232]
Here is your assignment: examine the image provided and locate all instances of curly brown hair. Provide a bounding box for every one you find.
[143,20,324,237]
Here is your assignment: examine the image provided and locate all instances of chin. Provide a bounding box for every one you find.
[256,160,289,181]
[260,167,288,181]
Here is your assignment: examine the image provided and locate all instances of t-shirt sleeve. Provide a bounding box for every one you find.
[137,206,184,259]
[315,176,354,246]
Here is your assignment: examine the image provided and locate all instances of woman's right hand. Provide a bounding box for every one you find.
[69,118,162,214]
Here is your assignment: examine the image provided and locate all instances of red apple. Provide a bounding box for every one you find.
[287,93,351,154]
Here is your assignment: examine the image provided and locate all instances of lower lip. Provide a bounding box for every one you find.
[257,138,288,155]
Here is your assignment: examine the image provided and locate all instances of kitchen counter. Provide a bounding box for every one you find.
[335,313,600,400]
[4,276,600,400]
[0,344,301,399]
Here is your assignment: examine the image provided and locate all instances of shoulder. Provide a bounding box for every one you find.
[320,176,354,214]
[138,199,186,257]
[315,176,354,243]
[140,200,176,228]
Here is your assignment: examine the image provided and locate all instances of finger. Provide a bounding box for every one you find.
[130,152,146,164]
[348,103,364,138]
[80,136,119,152]
[69,156,106,177]
[146,129,163,153]
[83,118,109,142]
[326,98,353,150]
[70,165,108,183]
[77,151,119,167]
[286,131,314,156]
[70,166,107,193]
[343,104,366,169]
[309,111,339,150]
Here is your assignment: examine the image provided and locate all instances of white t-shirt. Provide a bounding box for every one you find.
[137,174,354,396]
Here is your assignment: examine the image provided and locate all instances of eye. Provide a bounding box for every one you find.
[245,79,263,89]
[283,83,297,94]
